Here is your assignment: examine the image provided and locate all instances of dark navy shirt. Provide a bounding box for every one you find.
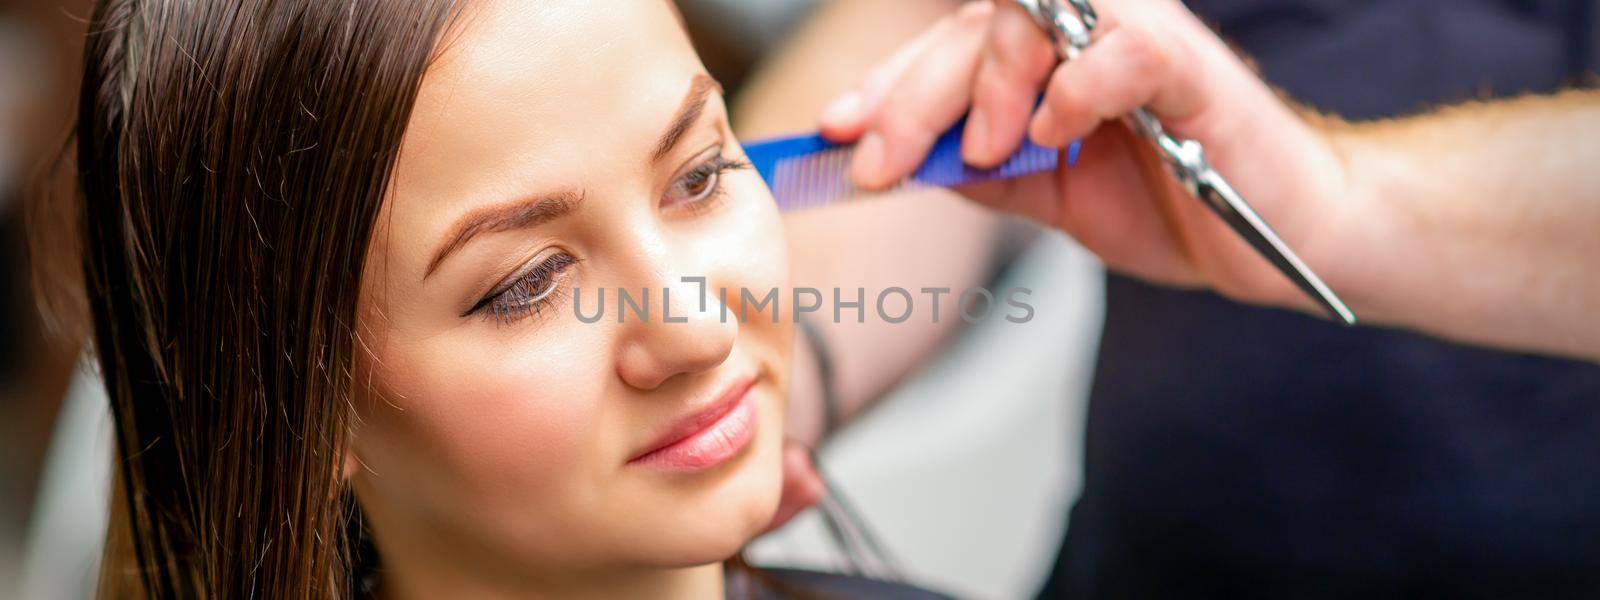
[730,567,955,600]
[1042,1,1600,598]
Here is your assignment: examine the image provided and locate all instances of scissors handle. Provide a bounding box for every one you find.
[1016,0,1355,325]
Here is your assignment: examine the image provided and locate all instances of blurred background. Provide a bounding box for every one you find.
[1,0,95,595]
[0,1,1103,598]
[9,1,1600,599]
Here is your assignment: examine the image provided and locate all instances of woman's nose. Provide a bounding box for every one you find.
[615,275,738,390]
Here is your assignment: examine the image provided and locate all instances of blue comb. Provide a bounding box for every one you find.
[744,117,1079,212]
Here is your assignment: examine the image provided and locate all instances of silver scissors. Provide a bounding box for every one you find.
[1015,0,1356,325]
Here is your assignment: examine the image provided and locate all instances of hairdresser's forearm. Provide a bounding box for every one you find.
[1323,90,1600,361]
[734,0,979,446]
[733,0,964,137]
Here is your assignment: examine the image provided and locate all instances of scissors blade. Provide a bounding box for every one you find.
[1019,0,1355,325]
[1194,171,1357,325]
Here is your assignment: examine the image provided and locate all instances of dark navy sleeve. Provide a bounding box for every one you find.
[1040,1,1600,598]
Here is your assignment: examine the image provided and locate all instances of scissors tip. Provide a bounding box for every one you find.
[1337,311,1358,327]
[1322,297,1357,327]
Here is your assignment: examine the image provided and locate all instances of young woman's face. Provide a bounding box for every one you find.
[348,0,791,580]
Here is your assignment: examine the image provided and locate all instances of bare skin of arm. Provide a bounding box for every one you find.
[826,0,1600,364]
[733,0,1009,448]
[1324,92,1600,361]
[747,0,1599,530]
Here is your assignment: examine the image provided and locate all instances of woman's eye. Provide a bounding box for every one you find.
[469,252,580,324]
[672,165,717,201]
[665,150,750,210]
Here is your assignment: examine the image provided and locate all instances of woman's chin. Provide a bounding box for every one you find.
[626,492,777,569]
[628,429,784,568]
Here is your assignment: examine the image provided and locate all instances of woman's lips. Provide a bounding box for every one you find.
[628,378,759,471]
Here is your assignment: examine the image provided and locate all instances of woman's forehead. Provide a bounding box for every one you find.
[373,1,713,288]
[405,1,703,154]
[393,3,706,199]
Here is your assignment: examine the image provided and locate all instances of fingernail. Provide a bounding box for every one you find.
[821,91,865,128]
[852,132,885,186]
[962,107,990,164]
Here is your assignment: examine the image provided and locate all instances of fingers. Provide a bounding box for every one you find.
[822,1,996,189]
[821,1,1214,191]
[1027,22,1204,148]
[817,10,953,142]
[962,1,1058,167]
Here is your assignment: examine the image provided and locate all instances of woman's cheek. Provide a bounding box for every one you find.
[377,330,604,500]
[719,179,791,291]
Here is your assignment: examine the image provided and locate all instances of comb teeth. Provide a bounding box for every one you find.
[746,118,1077,212]
[771,147,855,211]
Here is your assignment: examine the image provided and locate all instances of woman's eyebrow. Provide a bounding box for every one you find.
[651,73,722,162]
[424,191,582,280]
[423,74,719,282]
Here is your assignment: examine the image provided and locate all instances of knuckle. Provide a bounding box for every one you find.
[972,67,1016,106]
[988,26,1055,77]
[861,56,917,96]
[875,108,927,144]
[956,0,995,27]
[1117,26,1175,79]
[981,6,1043,64]
[1046,72,1087,114]
[860,64,900,96]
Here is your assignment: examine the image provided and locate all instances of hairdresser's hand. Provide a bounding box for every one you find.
[819,0,1356,313]
[763,440,825,534]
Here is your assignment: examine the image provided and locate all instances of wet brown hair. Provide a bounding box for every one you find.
[31,1,886,597]
[63,1,460,596]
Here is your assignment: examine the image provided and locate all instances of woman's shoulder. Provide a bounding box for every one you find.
[728,566,958,600]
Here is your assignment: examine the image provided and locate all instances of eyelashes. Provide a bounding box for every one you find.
[467,149,749,325]
[664,152,751,214]
[468,252,580,324]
